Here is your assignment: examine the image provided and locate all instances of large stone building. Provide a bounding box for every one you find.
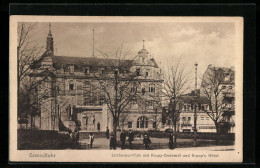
[29,24,163,132]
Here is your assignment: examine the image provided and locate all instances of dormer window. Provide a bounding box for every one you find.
[142,58,145,63]
[225,73,230,81]
[69,65,74,73]
[101,68,104,75]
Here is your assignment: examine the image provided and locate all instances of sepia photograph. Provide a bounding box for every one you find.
[9,16,243,162]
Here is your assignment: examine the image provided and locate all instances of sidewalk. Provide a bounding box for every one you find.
[167,145,235,151]
[79,137,234,151]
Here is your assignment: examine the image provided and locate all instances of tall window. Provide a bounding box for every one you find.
[69,81,74,90]
[153,122,156,128]
[137,116,148,128]
[149,85,155,92]
[146,72,149,76]
[136,69,141,76]
[128,122,132,128]
[130,100,138,109]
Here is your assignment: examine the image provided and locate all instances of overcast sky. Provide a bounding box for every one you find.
[27,21,236,89]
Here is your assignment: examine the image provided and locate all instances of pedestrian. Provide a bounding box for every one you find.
[106,127,109,139]
[97,122,100,132]
[110,134,117,150]
[74,130,79,149]
[143,135,151,150]
[69,131,73,140]
[89,132,94,149]
[120,130,126,149]
[169,133,175,149]
[128,129,134,149]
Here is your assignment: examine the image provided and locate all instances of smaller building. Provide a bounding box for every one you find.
[178,90,216,133]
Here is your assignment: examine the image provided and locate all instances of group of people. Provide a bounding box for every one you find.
[77,127,176,150]
[111,130,175,150]
[110,130,134,150]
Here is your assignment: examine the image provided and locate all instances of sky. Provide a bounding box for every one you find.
[25,21,236,89]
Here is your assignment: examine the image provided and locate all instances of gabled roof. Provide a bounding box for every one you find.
[149,58,159,68]
[31,53,160,70]
[52,56,134,70]
[30,51,52,69]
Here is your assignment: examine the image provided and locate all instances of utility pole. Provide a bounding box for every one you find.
[193,63,198,146]
[92,29,95,57]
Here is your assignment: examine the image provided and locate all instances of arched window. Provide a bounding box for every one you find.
[148,84,155,92]
[137,116,148,128]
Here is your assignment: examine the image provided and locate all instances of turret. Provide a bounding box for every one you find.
[46,23,54,55]
[138,40,149,64]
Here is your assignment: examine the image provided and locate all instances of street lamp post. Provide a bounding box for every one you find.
[193,63,198,146]
[193,105,197,146]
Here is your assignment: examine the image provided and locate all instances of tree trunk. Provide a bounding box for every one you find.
[31,112,33,130]
[215,122,219,145]
[174,120,177,148]
[113,118,117,140]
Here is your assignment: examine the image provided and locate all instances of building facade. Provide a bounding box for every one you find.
[29,24,163,132]
[201,65,235,133]
[162,64,235,134]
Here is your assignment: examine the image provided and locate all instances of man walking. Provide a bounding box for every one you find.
[128,130,134,149]
[143,135,151,150]
[106,127,109,139]
[110,134,117,150]
[120,130,126,149]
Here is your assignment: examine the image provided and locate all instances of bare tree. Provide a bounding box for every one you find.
[200,66,234,144]
[17,22,44,127]
[160,57,192,147]
[93,44,142,138]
